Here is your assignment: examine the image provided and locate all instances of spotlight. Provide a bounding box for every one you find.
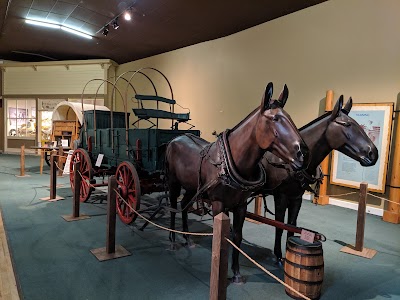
[102,24,109,36]
[112,18,119,29]
[124,10,132,21]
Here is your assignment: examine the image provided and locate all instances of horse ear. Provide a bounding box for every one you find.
[342,97,353,115]
[261,82,274,112]
[330,95,343,120]
[278,84,289,108]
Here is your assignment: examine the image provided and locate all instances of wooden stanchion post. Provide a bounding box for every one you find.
[20,144,25,176]
[210,212,230,300]
[90,176,131,261]
[40,150,64,201]
[73,161,81,218]
[16,145,30,177]
[50,151,56,199]
[58,146,64,176]
[61,161,90,221]
[340,182,377,258]
[384,111,400,223]
[316,90,334,205]
[355,182,368,251]
[106,176,117,254]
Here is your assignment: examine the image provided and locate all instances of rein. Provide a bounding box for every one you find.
[266,156,324,196]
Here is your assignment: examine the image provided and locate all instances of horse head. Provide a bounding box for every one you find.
[256,82,310,170]
[325,96,378,166]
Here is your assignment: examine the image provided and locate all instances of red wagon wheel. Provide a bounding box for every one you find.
[69,149,93,202]
[115,161,141,224]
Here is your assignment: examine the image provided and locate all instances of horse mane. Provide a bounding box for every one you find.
[299,111,331,131]
[230,105,260,132]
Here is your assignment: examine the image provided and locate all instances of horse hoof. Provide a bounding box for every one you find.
[275,258,284,268]
[167,243,179,251]
[184,241,196,249]
[231,275,246,285]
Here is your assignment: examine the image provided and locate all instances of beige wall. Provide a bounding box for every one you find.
[116,0,400,206]
[118,0,400,142]
[3,60,114,96]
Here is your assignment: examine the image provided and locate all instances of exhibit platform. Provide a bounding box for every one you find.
[0,154,399,299]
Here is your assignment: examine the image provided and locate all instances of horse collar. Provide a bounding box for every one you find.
[216,130,266,191]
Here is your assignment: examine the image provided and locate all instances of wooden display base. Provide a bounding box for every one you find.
[61,214,90,222]
[39,196,64,202]
[15,174,31,178]
[340,245,377,259]
[90,245,131,261]
[44,184,65,188]
[382,211,400,224]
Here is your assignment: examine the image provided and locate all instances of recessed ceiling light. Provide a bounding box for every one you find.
[124,10,132,21]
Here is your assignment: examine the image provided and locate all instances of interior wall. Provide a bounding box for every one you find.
[118,0,400,141]
[117,0,400,207]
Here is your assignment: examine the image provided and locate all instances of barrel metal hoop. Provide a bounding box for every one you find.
[286,247,323,257]
[284,271,323,285]
[285,259,324,270]
[287,240,322,251]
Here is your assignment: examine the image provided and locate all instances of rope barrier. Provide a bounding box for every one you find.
[69,164,312,298]
[367,192,400,206]
[322,191,357,198]
[320,191,400,206]
[114,188,310,299]
[114,189,213,236]
[225,238,310,300]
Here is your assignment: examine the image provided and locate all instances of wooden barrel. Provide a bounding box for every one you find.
[284,236,324,300]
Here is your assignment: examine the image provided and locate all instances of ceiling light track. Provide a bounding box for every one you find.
[25,19,92,39]
[97,2,137,36]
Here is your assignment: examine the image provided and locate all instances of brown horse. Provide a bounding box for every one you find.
[260,95,378,265]
[165,82,310,283]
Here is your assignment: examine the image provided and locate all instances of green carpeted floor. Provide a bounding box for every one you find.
[0,153,399,300]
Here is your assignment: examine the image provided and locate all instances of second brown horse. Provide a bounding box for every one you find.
[165,82,310,283]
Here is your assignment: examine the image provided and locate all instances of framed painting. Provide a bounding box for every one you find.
[330,103,394,193]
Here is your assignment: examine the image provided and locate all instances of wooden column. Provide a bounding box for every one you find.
[209,212,230,300]
[384,111,400,223]
[316,90,334,205]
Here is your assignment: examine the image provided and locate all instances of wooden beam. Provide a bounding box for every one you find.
[316,90,333,205]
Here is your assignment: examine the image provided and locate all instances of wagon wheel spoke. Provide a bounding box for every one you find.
[115,161,141,224]
[69,149,93,203]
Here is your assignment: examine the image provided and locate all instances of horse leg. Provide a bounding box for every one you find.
[168,182,181,251]
[287,195,303,240]
[273,191,288,266]
[231,204,247,284]
[181,191,196,248]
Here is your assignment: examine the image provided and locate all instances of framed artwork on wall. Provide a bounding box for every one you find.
[330,102,394,193]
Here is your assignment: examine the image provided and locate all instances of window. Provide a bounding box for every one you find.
[7,99,36,138]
